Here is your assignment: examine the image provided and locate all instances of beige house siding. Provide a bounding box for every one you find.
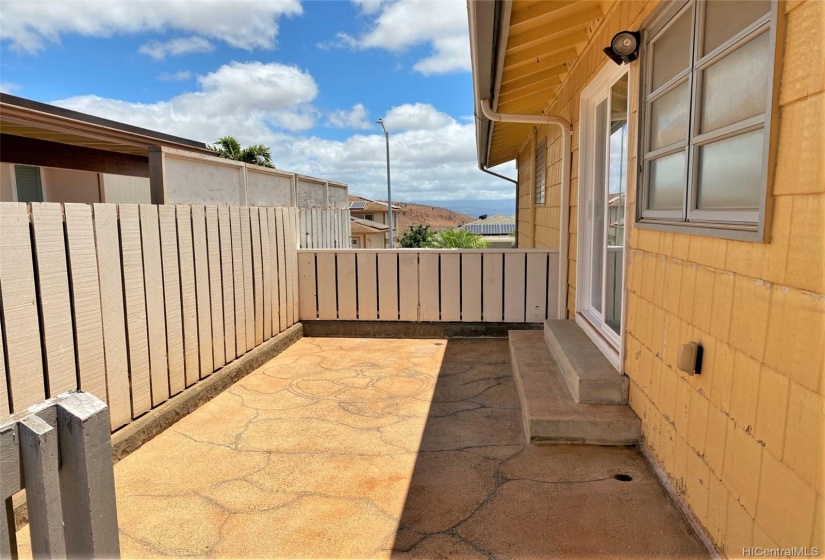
[43,167,101,203]
[515,0,824,554]
[100,174,151,204]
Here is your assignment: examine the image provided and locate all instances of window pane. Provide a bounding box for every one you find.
[696,129,764,210]
[700,31,770,133]
[651,7,693,91]
[14,165,43,203]
[703,0,770,55]
[591,100,607,313]
[535,141,546,206]
[648,152,685,210]
[649,80,690,150]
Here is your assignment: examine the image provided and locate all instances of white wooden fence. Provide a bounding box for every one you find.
[298,208,351,249]
[1,392,119,558]
[298,249,559,323]
[0,203,300,431]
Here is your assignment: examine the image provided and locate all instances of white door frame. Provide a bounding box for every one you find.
[576,61,632,371]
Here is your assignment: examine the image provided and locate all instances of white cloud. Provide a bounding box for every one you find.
[0,0,302,54]
[329,0,470,75]
[48,62,514,202]
[327,103,372,130]
[352,0,387,15]
[158,70,194,82]
[54,61,319,139]
[139,36,214,60]
[382,103,452,131]
[0,82,20,94]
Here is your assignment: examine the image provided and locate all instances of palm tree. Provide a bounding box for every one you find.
[210,135,275,168]
[427,228,488,249]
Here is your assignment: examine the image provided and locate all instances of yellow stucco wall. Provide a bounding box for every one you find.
[516,0,824,555]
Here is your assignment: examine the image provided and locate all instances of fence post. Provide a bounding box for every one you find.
[19,414,66,557]
[57,393,120,558]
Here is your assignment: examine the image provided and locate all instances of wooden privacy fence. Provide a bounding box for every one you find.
[299,208,351,249]
[298,249,560,323]
[1,392,119,558]
[0,202,300,431]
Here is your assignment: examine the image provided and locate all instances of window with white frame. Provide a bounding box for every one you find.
[638,0,777,240]
[534,140,546,206]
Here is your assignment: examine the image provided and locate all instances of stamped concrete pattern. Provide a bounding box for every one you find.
[16,337,707,559]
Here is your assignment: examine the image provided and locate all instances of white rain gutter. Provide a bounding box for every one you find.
[479,99,572,320]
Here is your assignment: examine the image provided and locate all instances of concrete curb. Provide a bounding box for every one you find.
[302,321,542,338]
[13,323,303,531]
[111,323,303,462]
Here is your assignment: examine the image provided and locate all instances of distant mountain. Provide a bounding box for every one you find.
[390,202,474,232]
[416,199,516,220]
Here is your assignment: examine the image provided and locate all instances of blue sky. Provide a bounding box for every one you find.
[0,0,516,205]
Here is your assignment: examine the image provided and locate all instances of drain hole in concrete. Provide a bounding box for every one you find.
[614,474,633,482]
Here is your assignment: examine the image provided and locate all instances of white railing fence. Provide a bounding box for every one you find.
[298,249,559,323]
[298,208,351,249]
[0,202,300,430]
[1,392,120,558]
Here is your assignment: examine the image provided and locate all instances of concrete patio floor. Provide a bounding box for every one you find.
[19,337,707,558]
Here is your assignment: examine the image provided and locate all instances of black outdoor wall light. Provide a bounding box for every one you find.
[604,31,641,65]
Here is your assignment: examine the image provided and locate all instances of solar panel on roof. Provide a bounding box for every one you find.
[349,201,367,209]
[462,223,515,235]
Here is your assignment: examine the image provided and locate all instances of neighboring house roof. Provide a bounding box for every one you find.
[461,214,516,236]
[608,193,626,207]
[350,216,389,234]
[0,93,211,157]
[468,2,605,167]
[348,194,401,211]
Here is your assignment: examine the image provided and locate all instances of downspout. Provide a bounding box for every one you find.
[479,99,572,320]
[479,164,519,244]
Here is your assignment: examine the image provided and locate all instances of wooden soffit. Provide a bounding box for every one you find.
[487,0,607,167]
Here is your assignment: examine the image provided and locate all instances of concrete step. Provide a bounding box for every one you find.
[544,320,629,404]
[509,330,641,445]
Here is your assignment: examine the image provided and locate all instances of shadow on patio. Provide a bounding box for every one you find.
[15,337,706,559]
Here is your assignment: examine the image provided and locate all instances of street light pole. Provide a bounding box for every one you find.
[376,118,394,248]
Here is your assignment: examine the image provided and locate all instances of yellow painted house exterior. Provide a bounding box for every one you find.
[470,0,823,556]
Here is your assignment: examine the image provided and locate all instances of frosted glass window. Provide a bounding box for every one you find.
[648,152,685,210]
[696,130,764,209]
[700,31,769,133]
[651,8,693,91]
[649,81,690,150]
[703,0,770,55]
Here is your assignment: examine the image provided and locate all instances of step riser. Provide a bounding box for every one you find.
[508,333,641,446]
[544,322,629,404]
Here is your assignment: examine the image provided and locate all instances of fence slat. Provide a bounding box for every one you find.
[399,252,418,321]
[58,393,120,558]
[482,253,504,322]
[139,204,169,406]
[266,208,281,335]
[92,204,130,429]
[19,414,65,558]
[159,206,185,395]
[377,252,398,321]
[418,252,440,321]
[440,253,461,322]
[217,206,236,361]
[298,251,317,320]
[65,203,108,405]
[276,208,288,332]
[526,252,548,322]
[356,252,378,320]
[240,208,255,351]
[176,206,200,387]
[461,253,482,322]
[30,203,76,397]
[119,205,151,416]
[0,203,44,413]
[229,207,245,356]
[504,252,526,322]
[192,206,214,376]
[259,208,273,340]
[287,208,299,325]
[336,252,357,320]
[250,209,264,346]
[316,252,337,320]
